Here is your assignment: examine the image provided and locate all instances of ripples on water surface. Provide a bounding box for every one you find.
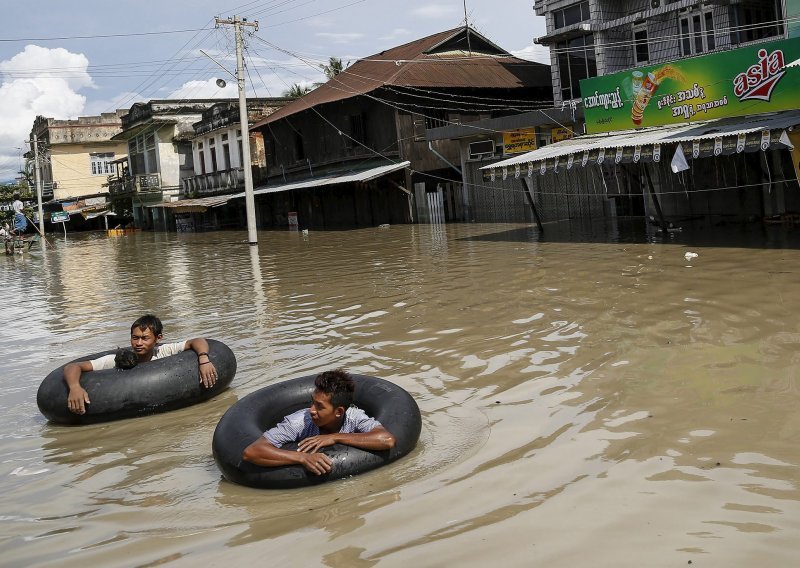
[1,222,799,567]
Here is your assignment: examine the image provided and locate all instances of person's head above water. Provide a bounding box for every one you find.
[114,348,138,370]
[315,369,354,407]
[131,314,163,337]
[129,314,164,361]
[310,369,355,430]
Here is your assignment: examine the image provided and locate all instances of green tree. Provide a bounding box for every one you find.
[283,84,312,99]
[320,57,346,80]
[0,184,21,223]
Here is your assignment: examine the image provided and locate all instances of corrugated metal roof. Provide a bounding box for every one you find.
[251,27,550,129]
[147,196,232,213]
[230,161,411,198]
[482,110,800,170]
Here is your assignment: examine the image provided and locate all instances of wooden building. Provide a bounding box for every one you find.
[249,26,553,229]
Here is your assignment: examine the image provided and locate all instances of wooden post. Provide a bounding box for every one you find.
[642,163,669,232]
[521,178,544,233]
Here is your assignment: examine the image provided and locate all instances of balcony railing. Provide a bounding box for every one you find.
[182,167,244,195]
[41,181,55,200]
[108,173,162,195]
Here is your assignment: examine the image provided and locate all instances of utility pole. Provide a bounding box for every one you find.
[32,134,45,237]
[216,15,259,245]
[463,0,472,56]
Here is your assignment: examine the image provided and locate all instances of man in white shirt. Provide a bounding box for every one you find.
[63,314,219,415]
[11,193,27,233]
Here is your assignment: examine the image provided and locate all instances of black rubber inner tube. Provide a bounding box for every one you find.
[212,374,421,489]
[37,339,236,425]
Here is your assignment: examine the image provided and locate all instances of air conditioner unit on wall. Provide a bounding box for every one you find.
[468,139,495,160]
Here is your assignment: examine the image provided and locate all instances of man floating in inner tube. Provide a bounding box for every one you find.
[242,369,396,476]
[62,314,219,415]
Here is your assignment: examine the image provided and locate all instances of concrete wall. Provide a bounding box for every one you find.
[193,126,242,174]
[50,141,128,200]
[157,126,181,190]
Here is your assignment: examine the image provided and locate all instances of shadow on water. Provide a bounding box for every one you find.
[458,217,800,249]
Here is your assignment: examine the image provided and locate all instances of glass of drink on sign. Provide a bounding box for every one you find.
[630,72,658,126]
[631,71,643,95]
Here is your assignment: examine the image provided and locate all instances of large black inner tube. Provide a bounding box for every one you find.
[37,339,236,425]
[212,374,421,489]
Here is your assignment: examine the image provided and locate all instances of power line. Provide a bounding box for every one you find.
[249,34,576,136]
[0,28,212,43]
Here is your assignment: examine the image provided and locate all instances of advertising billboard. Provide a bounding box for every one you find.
[580,37,800,134]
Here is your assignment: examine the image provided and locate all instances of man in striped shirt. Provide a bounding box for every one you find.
[242,369,396,475]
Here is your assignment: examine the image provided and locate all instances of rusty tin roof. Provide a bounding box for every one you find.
[252,27,550,129]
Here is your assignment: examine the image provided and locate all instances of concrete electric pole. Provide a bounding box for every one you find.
[215,15,259,246]
[32,134,45,237]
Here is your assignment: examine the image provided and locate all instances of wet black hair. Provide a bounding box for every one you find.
[131,314,163,336]
[114,348,138,370]
[13,193,20,200]
[314,369,354,409]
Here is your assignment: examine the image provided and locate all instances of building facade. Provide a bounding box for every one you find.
[426,107,584,223]
[109,100,223,229]
[184,98,290,198]
[535,0,786,107]
[474,0,800,231]
[29,112,128,202]
[250,26,554,229]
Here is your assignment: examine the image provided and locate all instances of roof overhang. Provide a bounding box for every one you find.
[230,161,411,198]
[110,118,178,141]
[481,110,800,173]
[84,210,116,220]
[146,196,232,213]
[426,108,583,141]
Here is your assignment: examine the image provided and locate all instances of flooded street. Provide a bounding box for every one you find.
[1,222,799,567]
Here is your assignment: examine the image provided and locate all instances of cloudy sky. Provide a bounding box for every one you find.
[0,0,547,181]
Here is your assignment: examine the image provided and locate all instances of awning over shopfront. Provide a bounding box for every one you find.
[230,161,411,199]
[480,110,800,177]
[84,210,116,220]
[59,196,111,218]
[146,196,232,214]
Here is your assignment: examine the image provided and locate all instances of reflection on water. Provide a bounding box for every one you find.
[1,223,799,567]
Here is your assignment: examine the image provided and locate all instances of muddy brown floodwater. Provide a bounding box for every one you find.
[1,221,799,567]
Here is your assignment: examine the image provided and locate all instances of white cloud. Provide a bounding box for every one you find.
[411,5,460,19]
[512,44,552,65]
[167,78,240,99]
[315,32,364,44]
[0,45,93,180]
[0,45,94,92]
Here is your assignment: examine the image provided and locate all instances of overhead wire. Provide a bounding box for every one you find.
[245,30,799,200]
[9,6,795,190]
[249,33,575,137]
[0,28,213,43]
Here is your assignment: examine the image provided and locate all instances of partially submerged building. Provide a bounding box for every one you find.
[28,112,128,229]
[109,100,220,229]
[109,98,290,232]
[479,1,800,231]
[247,26,553,229]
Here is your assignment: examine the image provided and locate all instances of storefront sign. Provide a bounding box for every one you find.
[551,126,574,143]
[502,128,537,155]
[580,37,800,134]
